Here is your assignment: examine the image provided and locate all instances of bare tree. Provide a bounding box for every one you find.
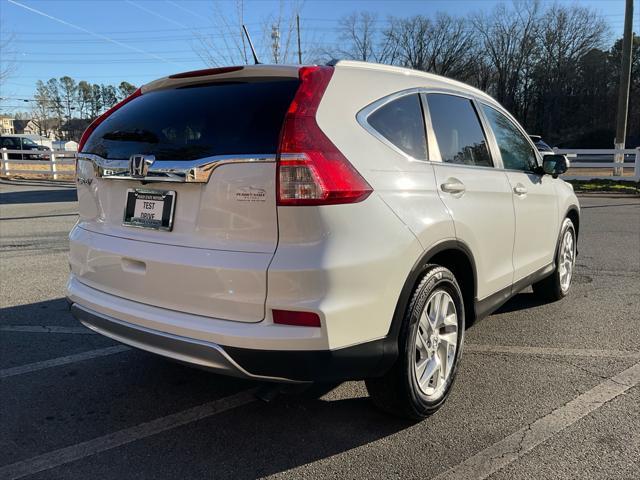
[194,0,303,66]
[385,13,474,78]
[0,20,17,86]
[530,4,609,135]
[471,1,541,114]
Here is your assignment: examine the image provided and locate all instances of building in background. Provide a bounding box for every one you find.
[0,116,15,134]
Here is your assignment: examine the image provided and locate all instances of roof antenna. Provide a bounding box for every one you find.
[242,25,260,65]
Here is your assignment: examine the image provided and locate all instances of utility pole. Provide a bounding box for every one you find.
[614,0,634,176]
[271,25,280,64]
[296,14,302,64]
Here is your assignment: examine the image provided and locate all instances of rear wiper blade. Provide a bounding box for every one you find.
[102,129,159,143]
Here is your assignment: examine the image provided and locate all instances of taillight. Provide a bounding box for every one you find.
[277,66,372,206]
[272,309,321,327]
[78,88,142,152]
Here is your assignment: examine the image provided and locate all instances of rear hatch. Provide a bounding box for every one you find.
[72,67,300,322]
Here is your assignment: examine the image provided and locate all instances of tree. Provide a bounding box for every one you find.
[471,1,541,116]
[77,81,93,120]
[0,20,16,86]
[195,0,304,66]
[530,4,609,139]
[117,81,137,100]
[89,84,103,119]
[59,76,78,123]
[100,84,118,110]
[385,13,474,79]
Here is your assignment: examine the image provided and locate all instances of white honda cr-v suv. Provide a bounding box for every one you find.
[68,61,579,419]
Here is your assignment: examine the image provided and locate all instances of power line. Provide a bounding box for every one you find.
[125,0,190,29]
[6,0,181,66]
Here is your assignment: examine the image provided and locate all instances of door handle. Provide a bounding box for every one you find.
[513,184,528,196]
[441,181,466,194]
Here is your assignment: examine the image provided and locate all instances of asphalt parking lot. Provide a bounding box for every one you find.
[1,180,639,480]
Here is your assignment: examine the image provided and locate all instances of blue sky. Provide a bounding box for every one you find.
[0,0,636,113]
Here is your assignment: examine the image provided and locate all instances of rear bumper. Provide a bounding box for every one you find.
[70,301,393,383]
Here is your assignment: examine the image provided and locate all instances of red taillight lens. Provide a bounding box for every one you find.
[78,87,142,152]
[277,66,373,206]
[272,309,321,327]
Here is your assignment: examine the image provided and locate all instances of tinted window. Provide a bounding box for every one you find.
[368,94,427,159]
[482,105,538,171]
[1,137,19,148]
[426,94,492,167]
[83,79,299,160]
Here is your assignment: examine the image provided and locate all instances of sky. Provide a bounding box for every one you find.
[0,0,637,114]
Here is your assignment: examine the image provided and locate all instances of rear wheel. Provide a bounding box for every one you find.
[366,265,465,420]
[532,218,576,301]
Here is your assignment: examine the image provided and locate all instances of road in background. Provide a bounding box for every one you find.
[1,181,639,480]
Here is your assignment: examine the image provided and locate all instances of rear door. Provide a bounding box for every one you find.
[425,93,516,300]
[73,75,299,321]
[479,103,559,281]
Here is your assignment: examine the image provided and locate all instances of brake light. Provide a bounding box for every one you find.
[169,66,243,79]
[78,88,142,152]
[272,309,321,327]
[277,66,372,206]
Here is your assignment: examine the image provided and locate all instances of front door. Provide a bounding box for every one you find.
[479,104,559,282]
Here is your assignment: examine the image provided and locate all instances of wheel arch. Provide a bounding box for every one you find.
[385,240,478,347]
[565,206,580,239]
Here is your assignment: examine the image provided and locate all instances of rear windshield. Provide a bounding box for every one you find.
[83,78,299,160]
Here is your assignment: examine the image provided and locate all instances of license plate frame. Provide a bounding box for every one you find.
[123,188,176,231]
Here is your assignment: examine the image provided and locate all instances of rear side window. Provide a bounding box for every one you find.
[1,137,19,148]
[426,94,492,167]
[367,94,427,160]
[481,105,539,172]
[83,79,299,160]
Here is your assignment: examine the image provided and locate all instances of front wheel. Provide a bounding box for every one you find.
[366,265,465,420]
[532,217,576,301]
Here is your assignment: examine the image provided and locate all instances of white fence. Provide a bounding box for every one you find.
[555,147,640,181]
[1,146,639,182]
[0,148,76,181]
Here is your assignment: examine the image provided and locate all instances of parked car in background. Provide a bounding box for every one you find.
[529,135,554,154]
[0,135,51,160]
[68,61,579,420]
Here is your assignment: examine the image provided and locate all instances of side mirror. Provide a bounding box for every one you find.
[542,154,569,178]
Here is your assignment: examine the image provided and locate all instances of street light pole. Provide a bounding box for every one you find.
[614,0,634,176]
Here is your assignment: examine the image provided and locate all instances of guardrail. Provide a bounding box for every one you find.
[553,147,640,181]
[0,148,76,181]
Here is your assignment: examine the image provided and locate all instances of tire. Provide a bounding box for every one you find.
[532,218,576,302]
[365,265,465,420]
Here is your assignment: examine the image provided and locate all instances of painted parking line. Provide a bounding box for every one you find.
[465,344,640,359]
[434,360,640,480]
[0,389,258,480]
[0,325,96,335]
[0,346,130,379]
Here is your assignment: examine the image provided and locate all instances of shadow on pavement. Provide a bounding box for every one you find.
[2,298,413,478]
[0,188,77,205]
[494,291,549,314]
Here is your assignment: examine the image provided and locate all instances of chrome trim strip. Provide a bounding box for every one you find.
[77,153,276,183]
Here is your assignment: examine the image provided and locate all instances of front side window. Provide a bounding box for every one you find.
[481,105,538,172]
[367,93,427,160]
[426,94,492,167]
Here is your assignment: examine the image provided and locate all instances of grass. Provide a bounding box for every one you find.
[1,161,75,181]
[568,179,639,194]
